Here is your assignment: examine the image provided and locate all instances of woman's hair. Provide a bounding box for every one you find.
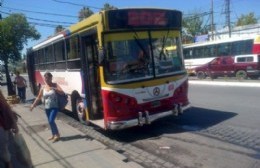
[0,90,17,130]
[44,72,53,78]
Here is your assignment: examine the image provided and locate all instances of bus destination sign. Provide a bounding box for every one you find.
[107,9,182,30]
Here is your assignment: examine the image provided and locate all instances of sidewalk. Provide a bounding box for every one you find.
[1,90,143,168]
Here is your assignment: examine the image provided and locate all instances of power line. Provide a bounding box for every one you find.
[29,21,68,28]
[52,0,101,10]
[3,6,77,18]
[183,12,211,20]
[1,11,74,26]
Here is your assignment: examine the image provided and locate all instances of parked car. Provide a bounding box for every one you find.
[195,54,260,79]
[234,54,260,79]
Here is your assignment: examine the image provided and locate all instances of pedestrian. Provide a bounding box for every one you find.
[13,71,27,103]
[0,90,19,168]
[30,72,64,142]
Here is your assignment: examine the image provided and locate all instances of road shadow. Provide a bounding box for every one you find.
[60,134,93,142]
[99,106,237,143]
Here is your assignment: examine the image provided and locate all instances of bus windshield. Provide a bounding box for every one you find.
[104,31,183,84]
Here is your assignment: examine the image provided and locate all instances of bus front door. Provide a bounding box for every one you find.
[81,35,103,120]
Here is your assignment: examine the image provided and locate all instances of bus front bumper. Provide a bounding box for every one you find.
[106,103,191,130]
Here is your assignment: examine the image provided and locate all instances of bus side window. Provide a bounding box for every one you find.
[66,36,80,60]
[66,36,81,69]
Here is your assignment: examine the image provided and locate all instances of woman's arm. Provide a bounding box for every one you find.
[30,88,43,111]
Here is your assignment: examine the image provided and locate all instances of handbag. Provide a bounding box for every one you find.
[57,93,68,111]
[12,133,33,168]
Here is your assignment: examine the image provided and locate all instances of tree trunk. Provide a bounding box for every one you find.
[3,60,16,96]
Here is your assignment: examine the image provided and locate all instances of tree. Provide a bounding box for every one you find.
[101,3,117,11]
[235,12,257,26]
[54,25,65,34]
[78,7,94,21]
[0,13,40,95]
[182,11,210,43]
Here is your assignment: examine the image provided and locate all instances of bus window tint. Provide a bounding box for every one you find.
[45,45,54,62]
[54,40,65,61]
[66,36,81,69]
[54,40,66,69]
[204,45,215,57]
[45,45,55,70]
[66,36,80,60]
[38,49,45,70]
[217,43,231,56]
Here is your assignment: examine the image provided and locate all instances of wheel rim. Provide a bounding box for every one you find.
[197,72,205,79]
[76,100,88,124]
[236,70,247,79]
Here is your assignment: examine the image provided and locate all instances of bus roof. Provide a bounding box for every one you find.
[32,12,102,51]
[32,33,66,50]
[183,36,259,49]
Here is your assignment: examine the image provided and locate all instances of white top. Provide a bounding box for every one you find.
[43,88,58,109]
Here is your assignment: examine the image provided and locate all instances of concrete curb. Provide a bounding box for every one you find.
[189,80,260,87]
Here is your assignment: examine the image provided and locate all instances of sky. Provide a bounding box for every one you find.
[2,0,260,51]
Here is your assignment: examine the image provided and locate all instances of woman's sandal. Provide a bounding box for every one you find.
[52,135,60,143]
[48,136,54,141]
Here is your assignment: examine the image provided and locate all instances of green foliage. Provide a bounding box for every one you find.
[101,3,118,11]
[235,12,257,26]
[54,25,65,34]
[183,13,206,37]
[0,13,40,95]
[78,7,94,21]
[78,3,117,21]
[0,13,40,63]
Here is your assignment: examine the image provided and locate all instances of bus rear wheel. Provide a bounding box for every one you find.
[197,71,206,79]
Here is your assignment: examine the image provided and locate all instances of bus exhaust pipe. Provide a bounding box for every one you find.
[172,104,179,116]
[138,112,144,126]
[172,104,183,116]
[145,111,151,124]
[178,104,183,115]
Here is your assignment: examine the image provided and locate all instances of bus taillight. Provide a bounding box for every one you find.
[109,92,122,102]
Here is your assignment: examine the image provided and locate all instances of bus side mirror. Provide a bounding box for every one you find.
[98,48,105,64]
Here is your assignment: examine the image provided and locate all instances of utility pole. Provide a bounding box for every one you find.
[225,0,231,38]
[211,0,214,40]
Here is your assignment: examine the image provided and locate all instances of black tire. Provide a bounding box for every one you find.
[197,71,206,79]
[76,100,90,125]
[71,91,80,114]
[71,91,89,125]
[236,70,247,79]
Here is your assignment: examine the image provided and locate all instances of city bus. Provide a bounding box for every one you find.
[183,35,260,75]
[27,8,190,130]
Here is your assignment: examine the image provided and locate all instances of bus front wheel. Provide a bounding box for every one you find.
[76,100,90,125]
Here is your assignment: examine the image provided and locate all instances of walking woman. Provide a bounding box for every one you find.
[30,72,64,142]
[0,90,19,168]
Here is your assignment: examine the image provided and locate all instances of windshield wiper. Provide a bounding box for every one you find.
[159,30,170,61]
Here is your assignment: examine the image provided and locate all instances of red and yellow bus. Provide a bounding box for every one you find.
[27,8,190,130]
